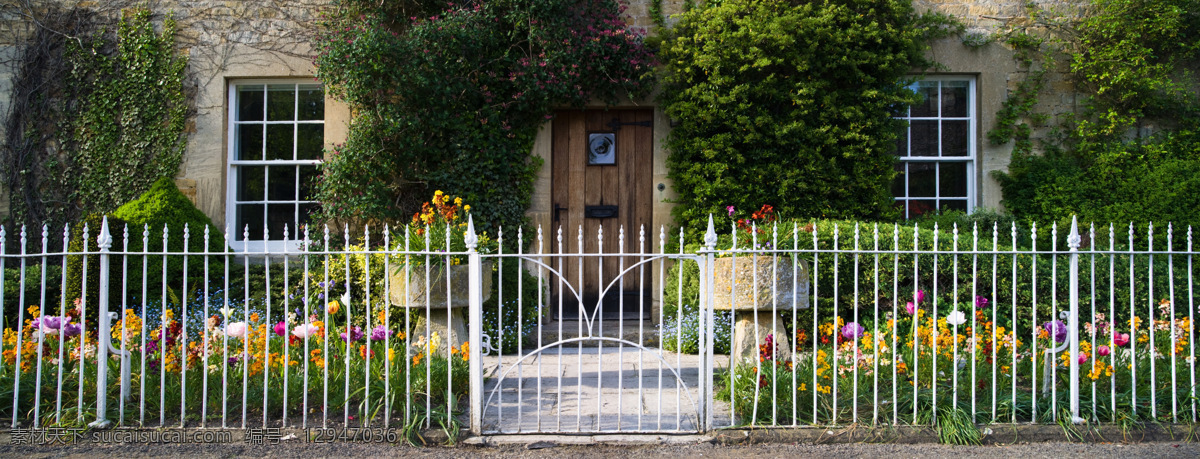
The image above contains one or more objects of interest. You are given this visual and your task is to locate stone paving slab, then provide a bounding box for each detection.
[479,346,733,434]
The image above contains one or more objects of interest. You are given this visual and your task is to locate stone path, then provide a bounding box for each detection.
[479,345,733,434]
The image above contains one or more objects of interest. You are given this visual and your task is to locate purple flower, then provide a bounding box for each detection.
[62,322,81,337]
[842,322,865,340]
[1043,320,1068,343]
[35,315,69,334]
[369,324,392,341]
[975,296,989,308]
[228,356,241,365]
[340,325,364,343]
[726,205,735,217]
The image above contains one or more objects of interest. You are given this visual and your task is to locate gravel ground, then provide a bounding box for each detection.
[0,440,1197,458]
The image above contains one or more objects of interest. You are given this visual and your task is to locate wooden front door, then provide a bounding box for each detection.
[551,109,653,320]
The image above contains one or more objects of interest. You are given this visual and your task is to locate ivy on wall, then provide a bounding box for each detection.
[0,8,189,229]
[991,0,1200,229]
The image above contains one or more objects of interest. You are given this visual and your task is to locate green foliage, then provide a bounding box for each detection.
[313,0,654,234]
[993,0,1200,229]
[4,8,189,229]
[65,178,223,315]
[658,0,959,234]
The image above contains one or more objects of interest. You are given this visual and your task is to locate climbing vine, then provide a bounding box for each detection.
[0,7,189,229]
[312,0,655,233]
[992,0,1200,228]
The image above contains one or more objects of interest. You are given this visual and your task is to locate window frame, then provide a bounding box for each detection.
[893,75,977,219]
[225,79,324,253]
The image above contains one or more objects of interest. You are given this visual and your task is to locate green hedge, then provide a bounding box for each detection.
[666,219,1192,338]
[65,177,224,316]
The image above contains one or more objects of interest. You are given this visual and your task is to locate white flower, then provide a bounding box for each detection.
[219,306,236,318]
[946,310,967,326]
[224,321,248,338]
[340,292,351,307]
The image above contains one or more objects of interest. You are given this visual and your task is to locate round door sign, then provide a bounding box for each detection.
[588,133,616,165]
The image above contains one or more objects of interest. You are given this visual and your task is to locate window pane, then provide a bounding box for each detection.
[908,200,936,217]
[237,166,264,201]
[910,120,938,156]
[942,120,968,157]
[267,84,296,121]
[908,162,936,197]
[297,85,324,121]
[298,203,319,228]
[911,81,938,117]
[236,204,264,241]
[891,163,906,197]
[266,124,295,160]
[299,165,319,201]
[893,126,908,157]
[297,124,324,160]
[267,165,297,201]
[236,124,263,160]
[939,162,968,198]
[940,200,968,213]
[267,204,295,240]
[941,81,969,117]
[237,86,264,121]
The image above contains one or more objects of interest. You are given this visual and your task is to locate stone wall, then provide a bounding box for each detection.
[0,0,350,228]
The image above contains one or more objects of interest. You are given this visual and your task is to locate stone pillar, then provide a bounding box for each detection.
[711,256,809,366]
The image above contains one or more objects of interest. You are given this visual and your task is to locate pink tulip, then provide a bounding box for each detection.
[274,321,287,337]
[905,302,916,315]
[1097,345,1111,357]
[915,290,926,303]
[1112,332,1130,347]
[1079,353,1089,364]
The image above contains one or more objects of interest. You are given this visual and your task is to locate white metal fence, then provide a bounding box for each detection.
[0,215,1196,434]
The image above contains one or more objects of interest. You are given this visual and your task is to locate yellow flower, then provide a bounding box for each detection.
[249,312,260,323]
[463,205,470,213]
[26,305,40,318]
[327,301,340,315]
[454,197,463,206]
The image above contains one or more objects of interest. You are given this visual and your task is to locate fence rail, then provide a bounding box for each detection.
[0,215,1195,435]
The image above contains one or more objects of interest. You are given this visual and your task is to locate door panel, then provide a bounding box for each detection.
[551,109,653,320]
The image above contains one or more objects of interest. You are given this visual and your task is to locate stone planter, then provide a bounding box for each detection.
[711,256,809,365]
[388,261,492,350]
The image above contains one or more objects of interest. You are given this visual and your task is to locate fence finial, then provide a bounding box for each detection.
[464,214,478,250]
[1067,215,1082,250]
[704,214,718,249]
[97,216,113,250]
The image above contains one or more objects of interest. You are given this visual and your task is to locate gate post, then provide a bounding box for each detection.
[701,215,719,431]
[89,217,113,429]
[1067,216,1084,424]
[465,216,483,435]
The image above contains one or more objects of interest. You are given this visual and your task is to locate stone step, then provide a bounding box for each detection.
[535,320,661,348]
